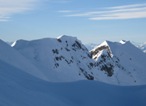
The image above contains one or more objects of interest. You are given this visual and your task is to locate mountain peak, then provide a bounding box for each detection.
[100,40,111,46]
[12,35,94,82]
[57,35,77,40]
[91,40,113,58]
[119,40,127,44]
[94,40,136,56]
[57,35,79,43]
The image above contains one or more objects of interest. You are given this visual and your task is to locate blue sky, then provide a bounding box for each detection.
[0,0,146,43]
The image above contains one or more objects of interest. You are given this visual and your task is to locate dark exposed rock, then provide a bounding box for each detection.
[57,38,62,42]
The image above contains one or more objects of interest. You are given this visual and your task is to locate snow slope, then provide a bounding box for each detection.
[137,42,146,53]
[91,40,146,85]
[130,41,146,53]
[0,39,48,81]
[0,58,146,106]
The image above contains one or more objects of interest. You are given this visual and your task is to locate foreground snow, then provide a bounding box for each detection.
[0,59,146,106]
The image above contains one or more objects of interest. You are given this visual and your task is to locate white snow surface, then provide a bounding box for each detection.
[137,42,146,53]
[0,58,146,106]
[0,39,48,81]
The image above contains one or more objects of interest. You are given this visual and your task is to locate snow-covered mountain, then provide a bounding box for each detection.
[1,36,146,105]
[11,36,146,85]
[90,40,146,85]
[12,35,95,82]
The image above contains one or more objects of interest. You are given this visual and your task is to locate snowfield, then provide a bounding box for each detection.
[0,35,146,106]
[0,59,146,106]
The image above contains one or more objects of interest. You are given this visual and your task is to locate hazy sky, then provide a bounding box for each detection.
[0,0,146,43]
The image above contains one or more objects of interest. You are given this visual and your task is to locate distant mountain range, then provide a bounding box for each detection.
[1,35,146,85]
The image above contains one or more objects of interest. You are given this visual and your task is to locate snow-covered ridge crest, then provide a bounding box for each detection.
[119,40,127,44]
[6,36,146,85]
[91,40,133,58]
[91,40,114,58]
[57,35,78,41]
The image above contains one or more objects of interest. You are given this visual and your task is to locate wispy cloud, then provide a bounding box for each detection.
[50,0,71,4]
[63,3,146,20]
[0,0,39,21]
[58,10,73,13]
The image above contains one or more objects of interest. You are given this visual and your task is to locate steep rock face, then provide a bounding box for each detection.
[91,40,146,85]
[12,35,95,82]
